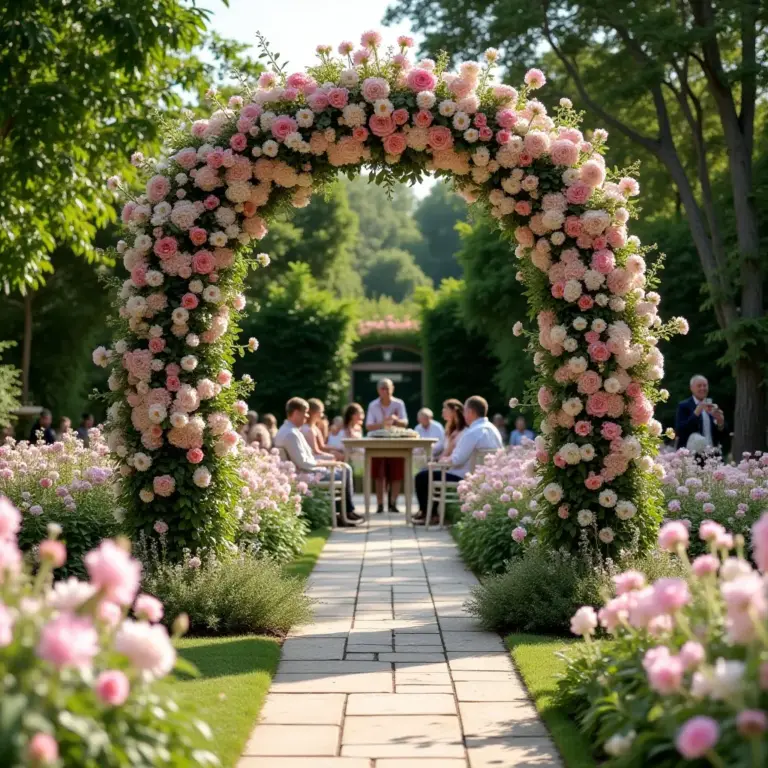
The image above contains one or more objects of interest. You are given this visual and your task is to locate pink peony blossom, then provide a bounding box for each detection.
[658,521,689,552]
[96,669,130,706]
[153,475,176,497]
[192,250,215,274]
[84,540,141,606]
[676,717,719,759]
[134,593,164,623]
[271,115,299,141]
[37,614,99,668]
[27,733,59,764]
[406,69,437,92]
[39,540,66,568]
[115,620,176,678]
[361,77,390,102]
[146,175,171,203]
[428,126,454,150]
[368,114,396,137]
[186,447,204,464]
[565,181,592,205]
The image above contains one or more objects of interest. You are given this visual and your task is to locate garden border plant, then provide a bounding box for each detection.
[94,30,685,557]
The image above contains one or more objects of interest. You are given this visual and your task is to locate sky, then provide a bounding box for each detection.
[201,0,436,196]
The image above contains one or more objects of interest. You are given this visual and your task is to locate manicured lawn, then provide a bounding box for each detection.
[507,633,597,768]
[284,526,331,579]
[174,635,280,767]
[171,528,330,766]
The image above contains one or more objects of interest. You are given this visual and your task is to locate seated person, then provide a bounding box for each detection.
[275,397,360,524]
[441,399,467,458]
[492,413,509,444]
[326,416,345,450]
[302,398,344,461]
[509,415,535,446]
[261,413,278,439]
[415,407,445,457]
[413,396,503,524]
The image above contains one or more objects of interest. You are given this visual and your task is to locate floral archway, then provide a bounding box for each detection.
[94,32,685,557]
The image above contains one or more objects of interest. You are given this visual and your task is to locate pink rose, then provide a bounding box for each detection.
[584,331,600,344]
[286,72,314,90]
[473,112,488,127]
[585,474,604,491]
[588,342,611,362]
[586,392,610,417]
[406,68,437,92]
[383,132,407,155]
[564,216,582,237]
[574,420,593,436]
[181,293,199,310]
[496,129,512,144]
[148,338,165,354]
[84,540,141,606]
[626,382,642,398]
[601,422,622,440]
[192,250,215,274]
[578,295,594,311]
[565,181,592,205]
[217,370,232,386]
[428,126,454,150]
[96,670,130,706]
[130,267,147,287]
[577,371,602,395]
[153,237,178,260]
[368,115,396,137]
[153,475,176,497]
[174,148,199,170]
[629,396,654,426]
[514,201,532,216]
[550,139,579,166]
[229,133,247,152]
[352,126,369,142]
[392,108,409,125]
[496,109,517,129]
[551,283,565,299]
[203,195,219,210]
[414,109,434,128]
[146,175,170,203]
[479,126,493,141]
[187,448,204,464]
[361,77,390,102]
[27,734,59,765]
[165,376,181,392]
[189,227,207,246]
[134,594,164,623]
[537,386,554,411]
[592,235,608,250]
[271,115,299,141]
[327,88,349,109]
[307,92,329,111]
[37,614,99,667]
[554,454,567,469]
[591,249,615,274]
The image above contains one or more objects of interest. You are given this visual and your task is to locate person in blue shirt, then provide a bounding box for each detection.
[509,416,535,447]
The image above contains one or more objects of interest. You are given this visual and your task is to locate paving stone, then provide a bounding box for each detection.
[278,661,390,675]
[347,653,376,660]
[375,761,467,767]
[466,737,563,767]
[459,702,547,737]
[260,694,345,726]
[447,653,515,672]
[271,672,393,694]
[441,632,506,653]
[347,693,456,716]
[394,633,443,647]
[242,725,340,756]
[455,681,529,702]
[282,638,346,660]
[347,644,393,654]
[437,617,484,632]
[451,670,522,682]
[379,653,446,663]
[238,759,370,768]
[395,671,452,687]
[292,620,353,637]
[395,684,454,694]
[342,715,464,758]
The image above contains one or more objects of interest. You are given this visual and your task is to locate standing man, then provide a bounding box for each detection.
[275,397,361,525]
[509,415,535,446]
[76,413,95,447]
[365,378,408,514]
[29,409,56,444]
[675,375,727,454]
[413,396,503,525]
[415,407,445,457]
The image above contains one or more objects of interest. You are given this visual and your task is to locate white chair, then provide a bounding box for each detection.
[425,447,501,530]
[276,448,349,528]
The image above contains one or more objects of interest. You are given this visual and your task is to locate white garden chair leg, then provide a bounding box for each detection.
[339,469,348,525]
[328,472,337,529]
[425,470,434,531]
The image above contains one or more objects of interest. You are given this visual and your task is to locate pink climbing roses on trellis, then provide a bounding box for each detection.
[95,31,684,555]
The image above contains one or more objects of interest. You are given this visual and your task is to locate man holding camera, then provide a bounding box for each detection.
[675,375,727,454]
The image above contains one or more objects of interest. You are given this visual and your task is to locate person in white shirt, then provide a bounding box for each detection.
[274,397,361,525]
[413,395,503,525]
[365,378,409,514]
[415,407,445,457]
[301,398,344,461]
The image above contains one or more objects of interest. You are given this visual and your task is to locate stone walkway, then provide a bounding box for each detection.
[238,509,562,768]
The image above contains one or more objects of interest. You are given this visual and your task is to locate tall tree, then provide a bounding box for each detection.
[413,182,467,283]
[362,248,432,302]
[387,0,768,453]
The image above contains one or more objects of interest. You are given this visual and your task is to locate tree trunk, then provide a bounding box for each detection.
[21,291,32,404]
[732,357,766,457]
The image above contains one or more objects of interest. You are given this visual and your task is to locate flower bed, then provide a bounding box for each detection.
[659,448,768,555]
[560,516,768,765]
[93,29,681,557]
[0,433,119,576]
[0,497,216,766]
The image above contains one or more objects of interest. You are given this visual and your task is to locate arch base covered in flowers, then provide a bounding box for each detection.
[96,33,685,556]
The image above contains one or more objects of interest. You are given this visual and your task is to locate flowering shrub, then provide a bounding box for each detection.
[658,449,768,555]
[455,447,538,573]
[357,315,420,336]
[0,497,217,766]
[0,434,120,576]
[94,30,676,556]
[560,516,768,765]
[138,541,312,635]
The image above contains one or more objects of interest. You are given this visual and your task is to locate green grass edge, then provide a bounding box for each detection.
[174,526,331,766]
[506,633,597,768]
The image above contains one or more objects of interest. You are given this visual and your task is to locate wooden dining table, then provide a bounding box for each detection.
[341,437,437,524]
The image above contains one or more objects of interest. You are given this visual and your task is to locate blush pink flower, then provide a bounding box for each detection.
[153,475,176,497]
[0,497,21,540]
[153,237,178,260]
[271,115,299,141]
[181,293,199,310]
[39,540,66,568]
[37,614,99,668]
[96,669,130,706]
[406,68,437,92]
[676,717,719,759]
[574,420,593,436]
[84,540,142,606]
[27,734,59,765]
[646,653,684,694]
[591,249,615,274]
[588,342,611,363]
[189,227,208,246]
[134,594,164,623]
[229,133,247,152]
[658,521,689,552]
[577,371,602,395]
[414,110,434,128]
[600,422,622,440]
[368,115,396,137]
[192,250,215,274]
[327,88,349,109]
[428,126,454,150]
[186,448,204,464]
[752,513,768,573]
[383,132,407,155]
[361,77,390,102]
[577,295,594,311]
[586,392,609,418]
[565,181,592,205]
[146,175,171,203]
